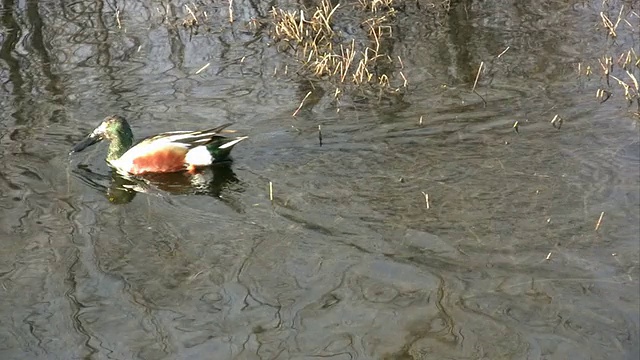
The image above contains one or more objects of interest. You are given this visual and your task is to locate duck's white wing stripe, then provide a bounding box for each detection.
[219,136,248,149]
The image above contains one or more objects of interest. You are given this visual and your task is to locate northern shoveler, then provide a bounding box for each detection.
[70,115,247,175]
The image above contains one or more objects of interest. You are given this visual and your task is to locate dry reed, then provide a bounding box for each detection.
[269,0,407,104]
[579,4,640,116]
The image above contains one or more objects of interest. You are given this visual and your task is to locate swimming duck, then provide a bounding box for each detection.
[70,115,247,175]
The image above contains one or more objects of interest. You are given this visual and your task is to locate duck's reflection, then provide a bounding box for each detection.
[73,162,241,204]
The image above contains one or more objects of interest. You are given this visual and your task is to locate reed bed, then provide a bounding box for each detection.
[269,0,408,104]
[581,4,639,117]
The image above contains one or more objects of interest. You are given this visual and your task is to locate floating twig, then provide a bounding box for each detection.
[551,114,562,129]
[189,270,205,281]
[195,62,210,74]
[595,211,605,231]
[472,61,487,107]
[229,0,234,23]
[115,8,122,29]
[400,71,408,87]
[269,181,273,201]
[292,91,312,117]
[497,46,510,58]
[421,191,430,209]
[472,61,484,92]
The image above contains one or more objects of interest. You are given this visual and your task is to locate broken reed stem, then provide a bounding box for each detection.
[595,211,605,231]
[626,70,639,91]
[185,4,198,24]
[497,46,510,58]
[472,61,487,106]
[550,114,562,129]
[400,71,408,87]
[600,5,625,38]
[269,181,273,201]
[472,61,484,92]
[292,91,312,117]
[229,0,234,23]
[115,8,122,29]
[195,62,210,74]
[421,191,430,209]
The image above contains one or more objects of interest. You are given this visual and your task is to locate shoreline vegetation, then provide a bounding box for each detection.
[264,0,452,111]
[178,0,451,111]
[580,2,639,117]
[174,0,637,117]
[268,0,414,109]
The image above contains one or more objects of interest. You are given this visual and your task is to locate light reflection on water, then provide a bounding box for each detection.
[0,0,638,359]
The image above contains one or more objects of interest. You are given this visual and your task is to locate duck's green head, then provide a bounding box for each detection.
[71,115,134,160]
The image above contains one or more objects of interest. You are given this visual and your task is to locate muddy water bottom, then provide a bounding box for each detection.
[0,0,638,359]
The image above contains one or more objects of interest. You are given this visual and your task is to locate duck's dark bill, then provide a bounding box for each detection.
[71,133,102,153]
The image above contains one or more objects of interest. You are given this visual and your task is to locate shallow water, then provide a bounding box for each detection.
[0,0,638,359]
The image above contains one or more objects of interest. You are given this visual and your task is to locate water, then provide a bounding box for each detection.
[0,0,638,359]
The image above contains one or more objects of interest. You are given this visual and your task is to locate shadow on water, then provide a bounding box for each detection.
[72,162,241,204]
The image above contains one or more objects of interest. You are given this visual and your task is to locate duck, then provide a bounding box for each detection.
[70,115,247,175]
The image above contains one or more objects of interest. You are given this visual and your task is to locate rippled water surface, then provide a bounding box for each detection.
[1,0,638,359]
